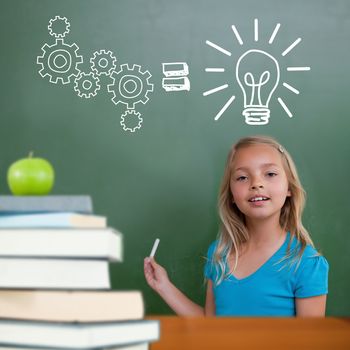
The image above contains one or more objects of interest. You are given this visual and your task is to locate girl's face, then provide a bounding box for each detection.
[230,144,291,223]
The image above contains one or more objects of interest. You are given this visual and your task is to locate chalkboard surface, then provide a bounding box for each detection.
[0,0,349,316]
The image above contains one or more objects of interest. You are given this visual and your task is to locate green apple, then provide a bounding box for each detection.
[7,152,55,195]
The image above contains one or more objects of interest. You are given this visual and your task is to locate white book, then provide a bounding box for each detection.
[0,345,148,350]
[0,258,110,289]
[0,228,122,261]
[0,212,106,228]
[0,344,148,350]
[162,62,189,77]
[162,77,190,91]
[0,290,144,322]
[0,319,159,349]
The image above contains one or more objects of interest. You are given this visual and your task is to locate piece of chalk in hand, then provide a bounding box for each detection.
[150,238,160,257]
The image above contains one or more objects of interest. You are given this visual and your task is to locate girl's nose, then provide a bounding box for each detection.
[250,175,264,190]
[251,183,264,190]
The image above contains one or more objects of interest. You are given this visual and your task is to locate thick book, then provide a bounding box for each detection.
[0,212,106,228]
[162,76,191,91]
[0,228,122,261]
[0,196,93,214]
[0,290,144,322]
[0,258,110,289]
[0,319,159,349]
[0,344,149,350]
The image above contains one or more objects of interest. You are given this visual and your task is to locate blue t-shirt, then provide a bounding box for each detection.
[204,232,329,316]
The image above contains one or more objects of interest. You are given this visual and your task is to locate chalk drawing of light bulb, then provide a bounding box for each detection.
[203,19,311,125]
[236,49,280,125]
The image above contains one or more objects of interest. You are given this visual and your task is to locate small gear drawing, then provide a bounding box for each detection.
[107,64,154,109]
[74,72,100,98]
[37,39,83,84]
[48,16,70,38]
[90,50,117,76]
[120,109,143,133]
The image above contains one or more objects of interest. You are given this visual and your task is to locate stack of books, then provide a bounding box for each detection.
[162,62,190,91]
[0,195,159,350]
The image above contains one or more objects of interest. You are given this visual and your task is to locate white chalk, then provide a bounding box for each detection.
[150,238,160,257]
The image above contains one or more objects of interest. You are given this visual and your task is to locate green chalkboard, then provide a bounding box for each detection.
[0,0,349,316]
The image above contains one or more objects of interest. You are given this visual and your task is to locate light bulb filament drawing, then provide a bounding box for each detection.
[244,71,270,105]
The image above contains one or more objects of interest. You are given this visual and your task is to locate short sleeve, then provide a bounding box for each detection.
[204,241,217,280]
[294,255,329,298]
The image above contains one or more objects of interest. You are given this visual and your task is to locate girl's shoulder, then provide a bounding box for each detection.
[287,234,329,271]
[288,234,325,258]
[206,240,219,260]
[288,236,329,297]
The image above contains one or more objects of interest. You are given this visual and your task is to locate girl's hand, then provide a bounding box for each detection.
[144,257,170,294]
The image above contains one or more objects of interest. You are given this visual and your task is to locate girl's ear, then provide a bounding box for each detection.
[287,189,292,197]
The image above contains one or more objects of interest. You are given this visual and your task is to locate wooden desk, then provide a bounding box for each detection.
[147,316,350,350]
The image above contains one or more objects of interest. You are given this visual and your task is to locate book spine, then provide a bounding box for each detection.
[0,196,93,213]
[0,258,110,289]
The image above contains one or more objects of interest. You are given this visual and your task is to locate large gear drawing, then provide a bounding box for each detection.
[107,64,154,109]
[90,50,117,76]
[120,109,143,133]
[37,39,83,84]
[48,16,70,38]
[74,72,100,98]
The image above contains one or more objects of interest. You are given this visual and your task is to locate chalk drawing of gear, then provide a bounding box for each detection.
[120,109,143,133]
[48,16,70,38]
[90,50,117,76]
[37,39,83,84]
[74,72,100,98]
[107,64,154,109]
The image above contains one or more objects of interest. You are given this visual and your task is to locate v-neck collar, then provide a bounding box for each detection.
[226,232,291,284]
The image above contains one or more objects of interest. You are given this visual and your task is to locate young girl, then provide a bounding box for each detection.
[144,135,329,317]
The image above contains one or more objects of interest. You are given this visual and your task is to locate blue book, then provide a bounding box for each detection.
[0,212,106,228]
[0,195,93,214]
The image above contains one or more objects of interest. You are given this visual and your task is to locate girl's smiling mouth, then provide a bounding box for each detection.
[248,196,270,202]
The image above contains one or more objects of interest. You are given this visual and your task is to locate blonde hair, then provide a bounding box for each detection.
[211,135,319,286]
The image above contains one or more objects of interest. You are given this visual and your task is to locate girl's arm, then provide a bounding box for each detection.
[295,295,327,317]
[144,257,211,316]
[204,279,216,315]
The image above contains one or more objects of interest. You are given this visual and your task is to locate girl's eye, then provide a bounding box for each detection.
[236,175,248,181]
[267,172,277,177]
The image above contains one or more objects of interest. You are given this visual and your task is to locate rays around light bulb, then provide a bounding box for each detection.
[282,38,302,56]
[205,68,225,73]
[283,82,299,95]
[277,97,292,118]
[203,84,229,96]
[268,23,281,44]
[254,18,259,42]
[231,24,243,45]
[287,66,310,71]
[205,40,232,56]
[203,18,311,124]
[214,95,236,120]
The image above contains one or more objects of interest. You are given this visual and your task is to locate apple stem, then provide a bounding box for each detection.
[29,151,34,158]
